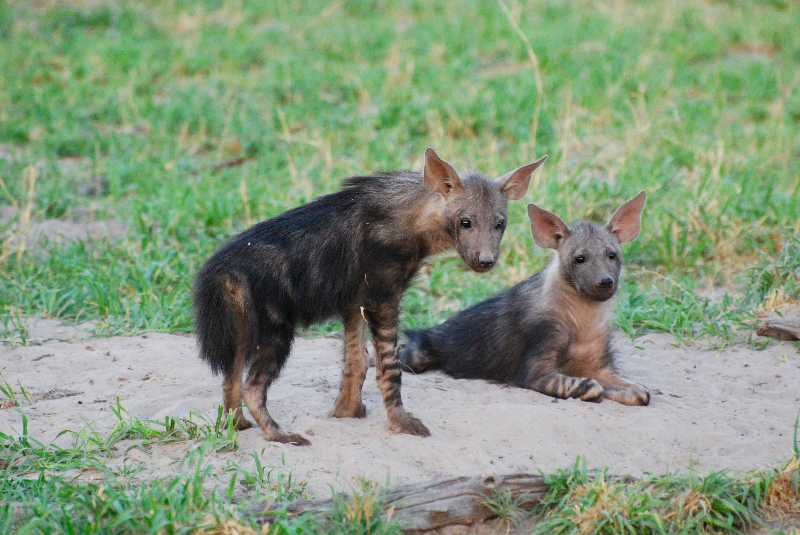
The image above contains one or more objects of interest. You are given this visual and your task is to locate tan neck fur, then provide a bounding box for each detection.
[540,254,614,339]
[411,193,453,256]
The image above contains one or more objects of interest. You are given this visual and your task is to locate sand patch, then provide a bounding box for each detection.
[1,319,799,499]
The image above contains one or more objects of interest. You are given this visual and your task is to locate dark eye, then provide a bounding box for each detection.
[460,219,472,229]
[609,252,617,260]
[495,220,505,231]
[575,256,585,264]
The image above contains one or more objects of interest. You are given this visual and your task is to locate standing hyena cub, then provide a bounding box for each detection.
[194,148,548,445]
[400,192,650,406]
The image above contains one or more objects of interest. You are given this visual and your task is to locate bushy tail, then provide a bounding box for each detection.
[399,329,441,373]
[193,269,255,378]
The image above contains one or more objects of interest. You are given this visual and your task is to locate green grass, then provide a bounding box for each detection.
[0,0,798,343]
[0,404,308,534]
[0,405,400,534]
[0,372,33,408]
[523,422,800,534]
[529,456,793,535]
[1,0,799,532]
[2,407,797,533]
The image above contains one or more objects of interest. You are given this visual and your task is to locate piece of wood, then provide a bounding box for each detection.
[251,473,549,531]
[757,318,800,341]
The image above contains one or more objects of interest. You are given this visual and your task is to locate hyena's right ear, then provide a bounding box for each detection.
[423,148,464,199]
[606,191,646,244]
[527,204,571,250]
[495,155,548,201]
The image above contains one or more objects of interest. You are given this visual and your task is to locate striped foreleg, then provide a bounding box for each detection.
[365,303,430,437]
[528,372,604,402]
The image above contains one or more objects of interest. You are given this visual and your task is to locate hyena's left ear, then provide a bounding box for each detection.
[495,155,547,201]
[606,191,647,244]
[527,203,570,250]
[424,148,465,199]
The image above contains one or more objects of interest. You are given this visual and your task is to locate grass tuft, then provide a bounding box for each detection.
[298,479,401,535]
[0,373,32,409]
[763,457,800,519]
[0,406,307,534]
[743,235,800,314]
[223,450,307,503]
[532,455,793,534]
[763,412,800,519]
[484,486,528,527]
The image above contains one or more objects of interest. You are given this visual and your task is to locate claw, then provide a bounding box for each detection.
[273,433,312,446]
[389,412,431,437]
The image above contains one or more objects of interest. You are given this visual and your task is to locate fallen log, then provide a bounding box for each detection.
[252,473,548,531]
[757,318,800,341]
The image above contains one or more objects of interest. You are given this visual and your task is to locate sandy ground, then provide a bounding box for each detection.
[1,317,800,501]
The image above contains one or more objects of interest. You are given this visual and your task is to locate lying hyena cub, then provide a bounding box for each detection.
[400,192,650,406]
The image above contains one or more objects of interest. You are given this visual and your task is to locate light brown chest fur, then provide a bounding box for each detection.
[564,331,609,376]
[543,268,613,376]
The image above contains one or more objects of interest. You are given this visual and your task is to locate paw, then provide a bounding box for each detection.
[570,378,604,402]
[273,432,312,446]
[331,401,367,419]
[626,384,650,406]
[603,384,650,406]
[388,412,431,437]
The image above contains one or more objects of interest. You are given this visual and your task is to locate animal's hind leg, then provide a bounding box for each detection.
[593,368,650,406]
[222,348,252,431]
[243,330,311,446]
[221,275,252,430]
[364,303,430,437]
[528,372,604,402]
[332,306,368,418]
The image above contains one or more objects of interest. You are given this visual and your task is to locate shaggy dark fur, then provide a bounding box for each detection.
[194,148,547,444]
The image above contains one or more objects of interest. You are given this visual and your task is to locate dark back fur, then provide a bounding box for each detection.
[194,170,510,377]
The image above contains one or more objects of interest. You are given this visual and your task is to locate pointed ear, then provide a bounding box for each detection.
[495,155,547,201]
[606,191,647,244]
[527,203,571,250]
[423,148,464,198]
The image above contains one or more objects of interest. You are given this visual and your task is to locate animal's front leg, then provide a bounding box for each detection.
[332,305,369,418]
[365,303,430,437]
[592,369,650,406]
[528,372,604,402]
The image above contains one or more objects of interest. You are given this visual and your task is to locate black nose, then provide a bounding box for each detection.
[598,276,614,289]
[477,252,495,270]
